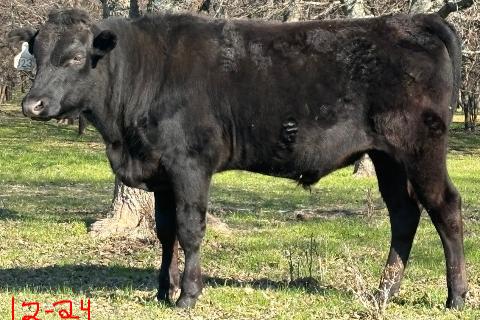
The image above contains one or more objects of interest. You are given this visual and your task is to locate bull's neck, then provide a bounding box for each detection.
[83,57,123,145]
[85,19,168,145]
[84,53,160,146]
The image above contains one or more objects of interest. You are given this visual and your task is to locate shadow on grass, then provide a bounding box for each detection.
[210,184,300,214]
[0,265,157,293]
[0,204,103,227]
[0,265,338,297]
[204,275,335,295]
[448,127,480,155]
[210,183,332,217]
[0,208,22,220]
[0,107,100,144]
[210,184,362,224]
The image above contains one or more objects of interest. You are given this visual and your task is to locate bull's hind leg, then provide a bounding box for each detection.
[154,189,180,304]
[369,151,421,303]
[405,151,467,309]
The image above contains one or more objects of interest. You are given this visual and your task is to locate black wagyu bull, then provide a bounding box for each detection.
[9,9,467,309]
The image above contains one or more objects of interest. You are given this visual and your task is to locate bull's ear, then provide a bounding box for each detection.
[8,27,37,54]
[91,30,117,67]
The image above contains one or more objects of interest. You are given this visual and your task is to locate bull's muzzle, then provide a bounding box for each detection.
[22,98,46,118]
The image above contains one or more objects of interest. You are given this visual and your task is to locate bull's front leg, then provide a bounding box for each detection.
[170,165,211,308]
[154,189,180,304]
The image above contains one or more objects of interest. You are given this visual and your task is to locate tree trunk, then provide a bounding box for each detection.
[0,85,5,104]
[409,0,444,14]
[286,0,304,22]
[462,91,478,131]
[129,0,140,18]
[5,85,11,102]
[353,154,376,177]
[89,177,156,240]
[342,0,369,17]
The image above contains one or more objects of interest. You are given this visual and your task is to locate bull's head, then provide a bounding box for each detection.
[9,9,117,120]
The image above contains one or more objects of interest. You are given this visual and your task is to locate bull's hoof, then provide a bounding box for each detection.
[156,284,180,305]
[176,295,197,308]
[446,295,465,310]
[156,293,171,306]
[156,290,174,306]
[373,290,389,307]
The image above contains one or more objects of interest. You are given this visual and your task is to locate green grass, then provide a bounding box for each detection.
[0,102,479,319]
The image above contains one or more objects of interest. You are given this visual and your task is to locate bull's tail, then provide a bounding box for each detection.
[420,14,462,119]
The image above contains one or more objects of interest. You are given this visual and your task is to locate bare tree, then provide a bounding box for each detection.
[452,1,480,131]
[461,90,478,131]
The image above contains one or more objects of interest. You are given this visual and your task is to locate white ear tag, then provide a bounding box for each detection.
[14,42,36,71]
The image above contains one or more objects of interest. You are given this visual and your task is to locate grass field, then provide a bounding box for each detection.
[0,100,479,319]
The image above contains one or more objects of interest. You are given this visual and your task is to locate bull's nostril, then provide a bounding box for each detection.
[34,102,44,111]
[24,99,46,117]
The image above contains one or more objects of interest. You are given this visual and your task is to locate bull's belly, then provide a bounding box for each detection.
[232,123,372,186]
[238,146,365,187]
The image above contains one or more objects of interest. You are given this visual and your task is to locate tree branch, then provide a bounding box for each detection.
[437,0,474,18]
[463,50,480,55]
